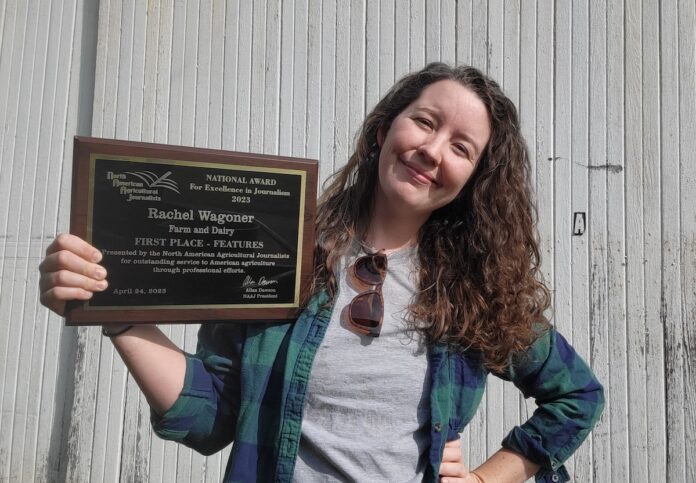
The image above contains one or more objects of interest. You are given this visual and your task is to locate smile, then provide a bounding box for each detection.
[399,159,439,186]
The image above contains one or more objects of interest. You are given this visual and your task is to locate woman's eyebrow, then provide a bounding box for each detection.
[412,106,440,118]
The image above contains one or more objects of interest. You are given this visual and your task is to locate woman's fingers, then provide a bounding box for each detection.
[41,235,103,274]
[39,271,108,315]
[45,233,102,262]
[39,234,107,315]
[445,438,462,449]
[39,268,108,294]
[440,465,485,483]
[439,461,468,476]
[440,439,484,482]
[441,439,463,462]
[439,439,467,481]
[440,463,483,483]
[39,250,107,285]
[40,286,91,314]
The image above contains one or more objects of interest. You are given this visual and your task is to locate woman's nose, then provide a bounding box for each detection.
[417,135,446,165]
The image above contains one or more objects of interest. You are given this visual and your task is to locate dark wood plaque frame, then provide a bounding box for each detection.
[67,136,318,326]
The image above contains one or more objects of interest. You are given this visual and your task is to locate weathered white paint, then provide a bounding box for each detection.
[624,0,649,480]
[678,2,696,482]
[606,0,629,481]
[643,0,669,481]
[501,0,525,475]
[1,0,695,481]
[484,0,505,466]
[552,0,574,476]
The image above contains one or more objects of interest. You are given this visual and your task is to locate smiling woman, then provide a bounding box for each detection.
[39,63,603,483]
[315,65,557,373]
[374,79,491,226]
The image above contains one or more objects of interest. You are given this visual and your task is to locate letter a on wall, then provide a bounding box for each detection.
[573,212,586,236]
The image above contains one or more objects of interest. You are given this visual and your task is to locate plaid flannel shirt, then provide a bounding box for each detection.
[152,291,604,482]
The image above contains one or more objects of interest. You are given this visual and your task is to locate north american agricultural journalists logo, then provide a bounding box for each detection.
[106,169,180,202]
[126,170,180,193]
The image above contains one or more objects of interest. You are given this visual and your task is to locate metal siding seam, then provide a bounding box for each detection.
[348,0,364,151]
[624,0,649,479]
[677,1,696,481]
[319,0,335,186]
[249,0,266,153]
[235,0,252,152]
[394,0,410,79]
[501,1,524,474]
[441,0,456,65]
[379,0,394,94]
[222,0,239,150]
[333,1,349,171]
[484,0,506,461]
[606,0,630,481]
[425,0,439,62]
[641,0,668,480]
[365,0,378,111]
[659,0,685,480]
[306,0,322,161]
[0,0,29,479]
[11,0,45,479]
[279,0,294,156]
[569,0,594,479]
[409,0,425,74]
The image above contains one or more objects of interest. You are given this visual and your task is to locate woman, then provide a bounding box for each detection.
[39,63,603,482]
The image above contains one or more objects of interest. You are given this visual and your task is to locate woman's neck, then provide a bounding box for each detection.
[363,231,416,254]
[365,197,428,253]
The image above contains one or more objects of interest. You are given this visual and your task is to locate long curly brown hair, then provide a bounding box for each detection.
[312,63,550,371]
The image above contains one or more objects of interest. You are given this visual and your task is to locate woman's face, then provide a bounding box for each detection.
[376,79,491,219]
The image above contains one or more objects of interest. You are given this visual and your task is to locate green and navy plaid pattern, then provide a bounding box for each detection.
[152,291,604,483]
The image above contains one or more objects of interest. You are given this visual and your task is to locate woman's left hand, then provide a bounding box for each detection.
[439,439,484,483]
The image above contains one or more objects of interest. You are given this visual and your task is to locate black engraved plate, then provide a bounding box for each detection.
[67,137,317,325]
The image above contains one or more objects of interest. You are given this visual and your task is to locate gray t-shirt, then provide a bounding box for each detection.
[292,245,431,482]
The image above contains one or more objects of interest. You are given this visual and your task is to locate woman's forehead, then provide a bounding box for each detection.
[410,80,485,112]
[406,80,491,150]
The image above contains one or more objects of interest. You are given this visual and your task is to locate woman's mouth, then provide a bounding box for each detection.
[399,159,438,185]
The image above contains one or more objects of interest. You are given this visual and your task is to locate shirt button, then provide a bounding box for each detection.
[551,474,559,482]
[433,423,442,432]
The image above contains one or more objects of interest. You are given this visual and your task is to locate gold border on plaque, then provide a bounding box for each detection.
[86,153,307,311]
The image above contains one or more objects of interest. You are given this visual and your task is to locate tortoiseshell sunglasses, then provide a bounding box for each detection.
[347,252,387,337]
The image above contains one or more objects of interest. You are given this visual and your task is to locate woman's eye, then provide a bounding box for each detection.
[454,144,470,157]
[415,117,432,128]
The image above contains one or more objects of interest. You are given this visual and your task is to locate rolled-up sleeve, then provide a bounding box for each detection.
[151,323,244,456]
[497,328,605,482]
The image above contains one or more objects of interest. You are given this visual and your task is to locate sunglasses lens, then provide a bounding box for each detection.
[354,254,387,285]
[349,291,383,335]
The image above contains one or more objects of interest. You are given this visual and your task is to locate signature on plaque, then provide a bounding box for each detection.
[242,275,279,288]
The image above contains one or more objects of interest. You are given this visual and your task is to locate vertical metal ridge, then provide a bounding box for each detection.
[249,0,266,153]
[264,0,281,155]
[659,0,685,480]
[640,0,668,481]
[306,0,322,160]
[8,0,45,479]
[0,0,30,479]
[677,1,696,482]
[319,0,335,182]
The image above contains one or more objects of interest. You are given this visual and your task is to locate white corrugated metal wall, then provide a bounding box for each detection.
[1,0,694,481]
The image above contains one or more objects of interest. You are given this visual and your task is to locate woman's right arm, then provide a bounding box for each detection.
[38,233,185,415]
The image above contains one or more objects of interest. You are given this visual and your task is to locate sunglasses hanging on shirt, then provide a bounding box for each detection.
[346,252,387,337]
